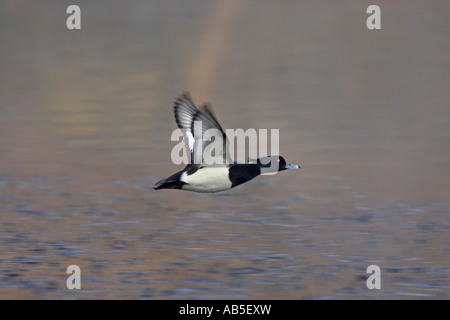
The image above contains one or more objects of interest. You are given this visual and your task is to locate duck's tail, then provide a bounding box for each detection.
[153,179,168,190]
[153,171,185,190]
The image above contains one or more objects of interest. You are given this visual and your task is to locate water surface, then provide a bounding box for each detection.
[0,1,449,299]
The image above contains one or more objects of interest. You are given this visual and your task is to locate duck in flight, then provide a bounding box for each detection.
[153,92,300,193]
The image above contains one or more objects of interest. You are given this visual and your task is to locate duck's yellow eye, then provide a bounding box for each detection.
[277,159,280,163]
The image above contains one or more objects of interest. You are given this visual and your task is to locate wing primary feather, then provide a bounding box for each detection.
[172,92,230,165]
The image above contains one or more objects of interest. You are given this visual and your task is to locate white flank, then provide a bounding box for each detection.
[180,167,232,193]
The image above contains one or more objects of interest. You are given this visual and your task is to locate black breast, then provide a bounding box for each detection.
[228,164,260,188]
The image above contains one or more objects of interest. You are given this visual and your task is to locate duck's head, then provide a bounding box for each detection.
[257,156,300,174]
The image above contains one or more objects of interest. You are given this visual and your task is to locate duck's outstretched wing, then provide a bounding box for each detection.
[173,92,230,165]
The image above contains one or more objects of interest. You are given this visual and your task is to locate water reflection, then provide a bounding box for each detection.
[0,1,449,299]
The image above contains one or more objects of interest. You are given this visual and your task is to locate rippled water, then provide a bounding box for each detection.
[0,1,449,299]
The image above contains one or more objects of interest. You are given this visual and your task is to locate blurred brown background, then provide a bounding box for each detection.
[0,0,449,299]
